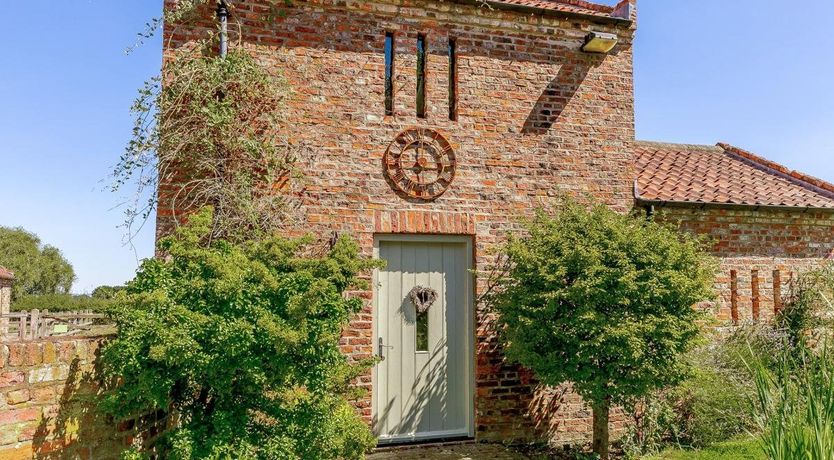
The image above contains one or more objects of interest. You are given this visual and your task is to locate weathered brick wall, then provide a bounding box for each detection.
[161,0,636,445]
[0,336,162,460]
[659,207,834,322]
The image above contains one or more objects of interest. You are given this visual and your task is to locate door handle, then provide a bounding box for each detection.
[378,337,393,361]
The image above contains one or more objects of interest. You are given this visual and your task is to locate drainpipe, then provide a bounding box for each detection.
[217,1,229,58]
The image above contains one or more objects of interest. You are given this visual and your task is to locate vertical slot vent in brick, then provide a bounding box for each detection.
[773,269,782,315]
[751,269,760,321]
[730,270,739,325]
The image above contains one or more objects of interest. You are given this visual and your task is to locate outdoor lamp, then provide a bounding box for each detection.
[581,31,619,54]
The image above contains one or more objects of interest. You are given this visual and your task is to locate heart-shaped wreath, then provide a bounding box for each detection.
[408,286,438,313]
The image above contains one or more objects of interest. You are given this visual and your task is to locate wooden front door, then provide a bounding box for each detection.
[373,236,474,444]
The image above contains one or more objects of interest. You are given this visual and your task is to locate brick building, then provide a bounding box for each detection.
[635,141,834,324]
[158,0,833,447]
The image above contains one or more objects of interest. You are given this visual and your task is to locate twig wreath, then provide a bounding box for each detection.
[408,286,438,313]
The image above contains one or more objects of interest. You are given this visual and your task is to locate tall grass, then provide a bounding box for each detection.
[750,346,834,459]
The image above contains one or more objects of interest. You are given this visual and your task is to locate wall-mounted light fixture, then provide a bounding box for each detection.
[581,31,619,54]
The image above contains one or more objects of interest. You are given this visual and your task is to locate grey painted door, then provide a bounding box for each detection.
[374,237,473,443]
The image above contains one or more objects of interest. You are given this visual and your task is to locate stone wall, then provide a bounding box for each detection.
[659,206,834,322]
[0,336,163,459]
[160,0,637,445]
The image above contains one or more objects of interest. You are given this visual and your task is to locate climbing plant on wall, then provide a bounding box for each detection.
[112,47,304,242]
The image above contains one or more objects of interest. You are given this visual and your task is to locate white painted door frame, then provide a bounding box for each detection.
[372,234,475,444]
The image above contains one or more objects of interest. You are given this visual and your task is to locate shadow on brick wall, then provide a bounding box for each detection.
[521,54,605,135]
[30,356,124,459]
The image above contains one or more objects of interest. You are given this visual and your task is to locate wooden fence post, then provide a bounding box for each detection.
[30,309,40,340]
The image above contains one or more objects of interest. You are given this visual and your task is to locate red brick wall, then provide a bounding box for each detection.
[0,336,163,460]
[160,0,636,445]
[658,206,834,322]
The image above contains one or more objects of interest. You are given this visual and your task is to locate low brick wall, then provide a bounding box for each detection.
[0,336,163,460]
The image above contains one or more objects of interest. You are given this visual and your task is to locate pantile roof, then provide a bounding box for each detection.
[634,141,834,209]
[485,0,632,21]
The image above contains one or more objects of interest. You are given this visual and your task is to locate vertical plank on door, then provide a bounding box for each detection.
[446,243,463,432]
[426,243,446,433]
[376,242,390,436]
[387,242,403,435]
[414,244,430,434]
[401,243,417,434]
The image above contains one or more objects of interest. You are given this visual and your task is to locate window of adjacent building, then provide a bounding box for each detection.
[416,34,427,118]
[385,32,395,116]
[448,38,457,121]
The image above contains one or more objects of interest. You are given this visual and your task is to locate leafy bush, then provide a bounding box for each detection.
[11,293,116,313]
[673,343,757,447]
[621,326,774,457]
[99,208,379,459]
[492,200,716,458]
[776,264,834,346]
[92,285,125,300]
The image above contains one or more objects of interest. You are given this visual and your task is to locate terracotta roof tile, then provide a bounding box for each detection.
[486,0,632,20]
[0,266,14,281]
[635,141,834,209]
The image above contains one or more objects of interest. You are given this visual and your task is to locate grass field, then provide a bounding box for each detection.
[646,438,765,460]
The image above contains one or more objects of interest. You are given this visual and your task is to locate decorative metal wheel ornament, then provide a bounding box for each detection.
[384,128,456,200]
[408,286,438,313]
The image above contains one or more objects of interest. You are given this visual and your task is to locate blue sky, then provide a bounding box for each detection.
[1,1,832,293]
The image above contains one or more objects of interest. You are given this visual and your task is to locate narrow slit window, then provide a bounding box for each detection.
[384,32,395,116]
[448,39,457,120]
[416,309,429,352]
[416,34,427,118]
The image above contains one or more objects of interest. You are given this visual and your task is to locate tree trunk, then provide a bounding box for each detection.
[592,398,611,460]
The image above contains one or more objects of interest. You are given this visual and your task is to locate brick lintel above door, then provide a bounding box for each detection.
[374,210,480,235]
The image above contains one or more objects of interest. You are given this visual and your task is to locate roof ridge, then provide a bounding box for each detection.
[548,0,614,13]
[635,140,723,152]
[717,142,834,199]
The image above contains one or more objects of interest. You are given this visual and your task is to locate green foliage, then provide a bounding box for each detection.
[492,199,716,456]
[750,345,834,460]
[10,294,116,313]
[671,331,763,448]
[647,438,765,460]
[494,200,716,404]
[113,49,300,242]
[775,264,834,346]
[622,326,779,457]
[0,226,75,300]
[99,208,380,459]
[92,285,126,300]
[621,391,680,458]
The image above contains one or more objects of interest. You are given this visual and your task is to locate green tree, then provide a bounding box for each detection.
[99,208,380,459]
[0,226,75,300]
[492,201,716,459]
[91,285,125,300]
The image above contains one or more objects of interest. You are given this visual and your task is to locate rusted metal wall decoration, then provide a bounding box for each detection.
[384,128,456,200]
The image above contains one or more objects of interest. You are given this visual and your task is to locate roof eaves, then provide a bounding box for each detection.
[633,182,834,213]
